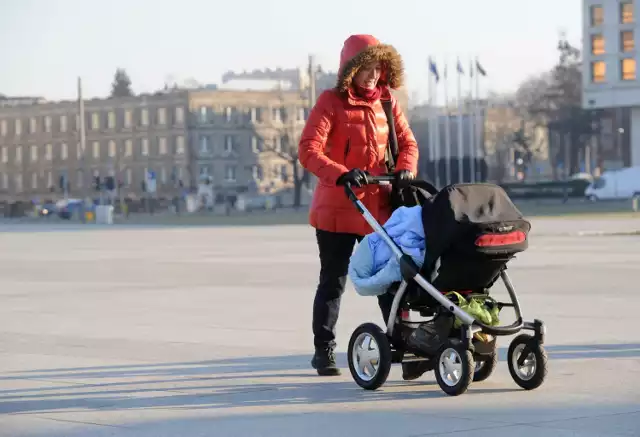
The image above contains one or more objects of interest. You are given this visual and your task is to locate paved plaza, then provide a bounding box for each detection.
[0,217,639,436]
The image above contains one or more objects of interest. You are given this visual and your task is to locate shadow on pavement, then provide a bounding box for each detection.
[0,377,515,414]
[3,342,639,380]
[0,343,638,415]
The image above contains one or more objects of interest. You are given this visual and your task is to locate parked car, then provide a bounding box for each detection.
[38,202,58,217]
[55,198,87,219]
[584,166,640,201]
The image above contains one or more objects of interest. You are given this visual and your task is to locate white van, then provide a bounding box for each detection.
[584,166,640,201]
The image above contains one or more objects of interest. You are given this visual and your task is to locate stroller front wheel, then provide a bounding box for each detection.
[347,323,392,390]
[434,344,474,396]
[507,334,548,390]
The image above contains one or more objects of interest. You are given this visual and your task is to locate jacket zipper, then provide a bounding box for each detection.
[344,138,351,165]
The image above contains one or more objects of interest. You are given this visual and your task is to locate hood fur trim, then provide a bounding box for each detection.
[336,44,404,93]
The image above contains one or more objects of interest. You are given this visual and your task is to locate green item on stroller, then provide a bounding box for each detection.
[445,292,501,340]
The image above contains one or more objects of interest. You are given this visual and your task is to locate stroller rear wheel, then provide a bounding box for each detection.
[507,334,548,390]
[473,351,498,382]
[434,343,474,396]
[347,323,392,390]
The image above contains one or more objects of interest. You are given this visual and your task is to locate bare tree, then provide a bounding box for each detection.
[262,92,309,208]
[514,38,602,176]
[484,101,521,182]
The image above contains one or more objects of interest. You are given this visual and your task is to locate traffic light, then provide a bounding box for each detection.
[94,176,101,192]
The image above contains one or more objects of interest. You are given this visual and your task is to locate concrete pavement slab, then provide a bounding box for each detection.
[0,220,639,436]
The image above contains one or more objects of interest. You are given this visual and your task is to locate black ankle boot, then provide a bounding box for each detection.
[311,346,341,376]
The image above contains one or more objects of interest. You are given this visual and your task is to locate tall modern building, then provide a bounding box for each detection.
[582,0,640,167]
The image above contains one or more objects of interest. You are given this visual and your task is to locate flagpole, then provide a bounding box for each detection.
[443,57,452,186]
[456,58,464,183]
[475,58,482,182]
[428,56,441,188]
[469,57,476,183]
[433,65,440,189]
[427,57,434,185]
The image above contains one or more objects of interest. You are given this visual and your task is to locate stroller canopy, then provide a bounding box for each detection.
[420,183,531,274]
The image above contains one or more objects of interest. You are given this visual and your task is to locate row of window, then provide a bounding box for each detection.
[0,105,309,137]
[590,2,634,26]
[591,58,636,82]
[0,132,288,169]
[197,134,290,155]
[0,137,187,165]
[591,30,635,55]
[0,107,185,137]
[198,163,289,183]
[197,106,308,125]
[248,163,290,183]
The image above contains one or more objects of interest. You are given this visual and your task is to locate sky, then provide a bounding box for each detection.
[1,0,582,105]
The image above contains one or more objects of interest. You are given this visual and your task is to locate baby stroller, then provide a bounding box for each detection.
[344,175,548,396]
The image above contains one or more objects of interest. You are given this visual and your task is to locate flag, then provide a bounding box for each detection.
[476,59,487,76]
[457,59,464,75]
[429,57,440,82]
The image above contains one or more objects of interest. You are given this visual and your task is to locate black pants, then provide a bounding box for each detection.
[313,229,394,349]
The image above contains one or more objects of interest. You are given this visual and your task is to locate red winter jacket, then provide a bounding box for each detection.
[298,34,419,236]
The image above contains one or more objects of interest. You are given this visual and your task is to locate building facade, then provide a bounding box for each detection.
[0,87,309,206]
[187,88,308,200]
[582,0,640,167]
[0,92,189,203]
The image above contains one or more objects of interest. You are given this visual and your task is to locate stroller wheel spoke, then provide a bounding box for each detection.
[362,335,372,351]
[365,362,377,376]
[352,331,382,382]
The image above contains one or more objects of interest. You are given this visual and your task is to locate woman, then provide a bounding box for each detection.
[298,34,424,379]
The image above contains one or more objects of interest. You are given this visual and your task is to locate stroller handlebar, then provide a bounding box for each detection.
[343,174,437,206]
[344,175,395,204]
[343,174,395,204]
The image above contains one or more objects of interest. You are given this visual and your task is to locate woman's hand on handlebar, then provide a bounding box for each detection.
[336,168,369,188]
[394,170,415,189]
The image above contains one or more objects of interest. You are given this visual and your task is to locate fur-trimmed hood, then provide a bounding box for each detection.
[336,34,404,93]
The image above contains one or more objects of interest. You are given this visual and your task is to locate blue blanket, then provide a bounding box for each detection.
[348,206,426,296]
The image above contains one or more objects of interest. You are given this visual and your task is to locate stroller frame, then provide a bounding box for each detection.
[344,175,548,396]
